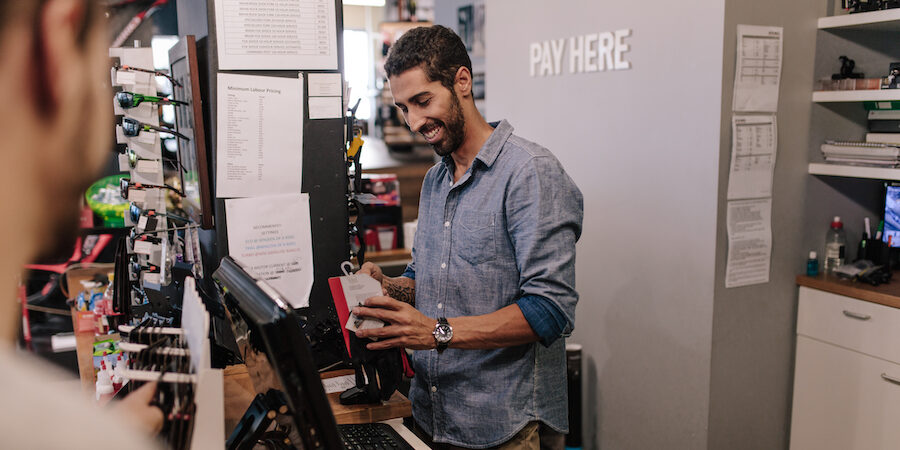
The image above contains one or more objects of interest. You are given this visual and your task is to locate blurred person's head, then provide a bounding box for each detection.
[0,0,109,339]
[384,25,479,157]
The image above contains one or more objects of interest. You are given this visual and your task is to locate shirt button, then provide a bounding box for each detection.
[444,221,450,227]
[437,303,443,309]
[431,386,437,392]
[441,263,447,269]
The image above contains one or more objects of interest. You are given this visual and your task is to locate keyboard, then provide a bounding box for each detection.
[338,423,415,450]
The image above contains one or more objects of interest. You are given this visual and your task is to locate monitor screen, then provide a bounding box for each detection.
[214,256,342,450]
[884,184,900,248]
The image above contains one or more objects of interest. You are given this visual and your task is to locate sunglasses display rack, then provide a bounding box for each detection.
[117,276,224,449]
[110,46,171,290]
[110,46,205,299]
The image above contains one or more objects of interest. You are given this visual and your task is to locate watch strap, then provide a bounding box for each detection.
[435,317,451,352]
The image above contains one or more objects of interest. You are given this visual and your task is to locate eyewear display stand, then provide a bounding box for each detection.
[110,46,173,291]
[118,277,224,449]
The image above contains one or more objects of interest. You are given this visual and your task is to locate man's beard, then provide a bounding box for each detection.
[428,93,466,157]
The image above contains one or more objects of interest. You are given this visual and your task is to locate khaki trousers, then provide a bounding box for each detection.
[413,421,565,450]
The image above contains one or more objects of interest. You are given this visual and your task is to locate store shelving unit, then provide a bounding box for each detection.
[812,89,900,102]
[817,8,900,31]
[807,9,900,180]
[807,162,900,180]
[793,8,900,449]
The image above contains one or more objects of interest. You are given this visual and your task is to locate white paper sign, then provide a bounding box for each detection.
[733,25,783,112]
[322,374,357,394]
[225,194,314,308]
[308,73,343,97]
[214,0,338,70]
[308,96,342,120]
[725,198,772,288]
[727,115,777,200]
[216,73,304,198]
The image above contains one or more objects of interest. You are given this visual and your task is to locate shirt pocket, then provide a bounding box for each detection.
[455,210,498,265]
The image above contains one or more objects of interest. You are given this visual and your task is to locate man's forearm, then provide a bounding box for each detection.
[383,276,415,305]
[448,304,539,349]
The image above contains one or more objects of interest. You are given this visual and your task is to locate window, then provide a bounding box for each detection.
[343,29,373,120]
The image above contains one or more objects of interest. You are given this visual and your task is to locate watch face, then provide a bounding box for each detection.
[434,324,452,343]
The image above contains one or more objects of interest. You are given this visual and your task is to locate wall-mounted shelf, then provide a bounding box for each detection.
[808,162,900,180]
[812,90,900,102]
[817,9,900,32]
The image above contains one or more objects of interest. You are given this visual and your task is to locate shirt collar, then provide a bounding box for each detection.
[442,120,514,170]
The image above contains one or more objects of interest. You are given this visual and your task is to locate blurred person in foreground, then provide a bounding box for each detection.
[0,1,162,447]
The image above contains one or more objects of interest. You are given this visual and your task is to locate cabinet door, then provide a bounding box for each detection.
[790,336,900,450]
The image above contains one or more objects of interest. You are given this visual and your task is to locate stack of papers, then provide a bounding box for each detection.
[821,140,900,167]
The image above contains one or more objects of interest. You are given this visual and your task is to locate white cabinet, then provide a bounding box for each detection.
[790,287,900,450]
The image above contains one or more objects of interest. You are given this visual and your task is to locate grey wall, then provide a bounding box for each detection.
[485,1,726,448]
[708,1,823,449]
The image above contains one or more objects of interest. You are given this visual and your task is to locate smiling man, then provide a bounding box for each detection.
[354,26,584,450]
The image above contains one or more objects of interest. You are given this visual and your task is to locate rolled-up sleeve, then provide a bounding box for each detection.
[506,155,583,335]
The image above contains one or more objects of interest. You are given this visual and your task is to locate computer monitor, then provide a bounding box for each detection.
[213,256,342,449]
[884,183,900,247]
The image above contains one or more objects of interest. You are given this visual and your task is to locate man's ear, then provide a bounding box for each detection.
[453,66,473,99]
[31,0,87,118]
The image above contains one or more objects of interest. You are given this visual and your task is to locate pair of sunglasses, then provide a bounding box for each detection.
[116,91,188,109]
[114,64,181,87]
[129,203,191,226]
[124,147,160,171]
[120,177,183,200]
[122,117,189,141]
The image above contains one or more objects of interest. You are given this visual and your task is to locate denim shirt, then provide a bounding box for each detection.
[405,120,583,448]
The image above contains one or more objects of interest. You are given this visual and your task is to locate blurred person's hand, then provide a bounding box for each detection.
[114,381,164,436]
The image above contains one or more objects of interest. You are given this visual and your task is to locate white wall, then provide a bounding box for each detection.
[484,1,726,448]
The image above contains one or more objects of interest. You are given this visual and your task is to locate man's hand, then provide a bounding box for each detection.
[357,262,384,284]
[353,295,436,350]
[114,381,164,435]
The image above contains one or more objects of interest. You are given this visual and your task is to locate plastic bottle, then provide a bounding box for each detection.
[807,251,819,276]
[96,359,114,402]
[112,353,126,392]
[824,216,847,273]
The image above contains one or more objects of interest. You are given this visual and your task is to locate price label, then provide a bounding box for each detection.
[133,240,155,255]
[137,215,148,230]
[115,70,136,85]
[128,189,146,203]
[137,131,156,145]
[135,159,159,173]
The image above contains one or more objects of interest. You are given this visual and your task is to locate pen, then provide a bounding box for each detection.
[865,217,871,239]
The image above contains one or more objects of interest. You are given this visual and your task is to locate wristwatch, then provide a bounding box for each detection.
[433,317,453,352]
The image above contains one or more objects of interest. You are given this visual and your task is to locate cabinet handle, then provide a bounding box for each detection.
[842,310,871,321]
[881,373,900,386]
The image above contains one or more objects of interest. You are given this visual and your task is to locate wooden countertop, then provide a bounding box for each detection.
[223,365,411,431]
[796,274,900,309]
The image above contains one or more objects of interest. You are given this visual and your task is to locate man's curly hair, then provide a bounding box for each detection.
[384,25,472,92]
